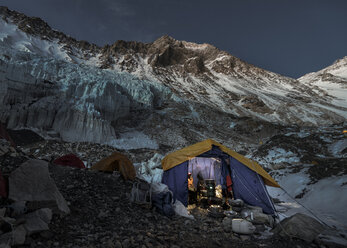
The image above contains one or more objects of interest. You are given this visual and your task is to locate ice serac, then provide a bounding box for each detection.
[0,34,175,143]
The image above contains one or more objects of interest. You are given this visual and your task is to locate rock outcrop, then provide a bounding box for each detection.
[8,159,70,214]
[272,213,326,242]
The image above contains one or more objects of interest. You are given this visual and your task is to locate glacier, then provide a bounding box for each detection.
[0,44,179,146]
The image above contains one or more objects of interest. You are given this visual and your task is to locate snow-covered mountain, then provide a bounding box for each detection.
[1,6,347,240]
[0,6,346,150]
[102,36,347,126]
[298,56,347,117]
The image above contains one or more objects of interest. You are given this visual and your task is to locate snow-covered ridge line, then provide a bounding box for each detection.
[298,56,347,111]
[0,6,99,54]
[0,6,346,128]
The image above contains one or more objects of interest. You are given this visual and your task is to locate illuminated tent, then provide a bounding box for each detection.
[161,139,279,214]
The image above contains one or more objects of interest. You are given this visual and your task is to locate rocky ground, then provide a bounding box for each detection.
[0,131,324,248]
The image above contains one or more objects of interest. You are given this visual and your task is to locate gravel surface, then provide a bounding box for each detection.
[0,130,321,247]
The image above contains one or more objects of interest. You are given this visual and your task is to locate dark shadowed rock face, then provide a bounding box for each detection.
[241,95,274,114]
[100,34,236,75]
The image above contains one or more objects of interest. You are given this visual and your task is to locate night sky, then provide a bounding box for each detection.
[1,0,347,78]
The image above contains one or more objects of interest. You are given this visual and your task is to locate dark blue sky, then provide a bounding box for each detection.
[2,0,347,78]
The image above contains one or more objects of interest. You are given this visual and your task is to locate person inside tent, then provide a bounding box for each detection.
[221,158,233,209]
[188,172,197,204]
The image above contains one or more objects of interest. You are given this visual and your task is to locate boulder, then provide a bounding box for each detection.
[18,208,52,235]
[272,213,326,243]
[0,224,26,246]
[9,159,70,214]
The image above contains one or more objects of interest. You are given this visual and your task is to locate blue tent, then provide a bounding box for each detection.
[161,139,279,215]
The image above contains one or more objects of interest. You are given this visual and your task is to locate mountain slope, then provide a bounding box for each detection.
[0,6,346,150]
[100,35,346,125]
[298,56,347,118]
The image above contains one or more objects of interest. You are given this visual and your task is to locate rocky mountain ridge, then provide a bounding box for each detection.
[1,6,346,132]
[0,6,346,152]
[0,6,98,60]
[101,35,346,125]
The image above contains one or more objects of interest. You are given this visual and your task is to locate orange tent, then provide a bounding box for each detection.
[91,152,136,180]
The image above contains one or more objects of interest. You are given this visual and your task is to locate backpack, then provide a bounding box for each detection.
[130,180,152,205]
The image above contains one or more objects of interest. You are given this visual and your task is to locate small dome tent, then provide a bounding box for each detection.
[53,154,86,169]
[161,139,279,215]
[91,152,136,180]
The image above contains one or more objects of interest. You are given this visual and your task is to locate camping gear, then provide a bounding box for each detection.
[229,199,244,207]
[226,174,233,194]
[91,152,136,180]
[151,182,170,194]
[161,139,279,215]
[205,179,216,198]
[224,210,238,218]
[152,191,175,218]
[232,219,256,234]
[173,200,194,219]
[208,206,225,218]
[53,154,85,169]
[215,185,223,198]
[200,189,207,197]
[232,206,243,212]
[241,209,253,219]
[130,180,152,205]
